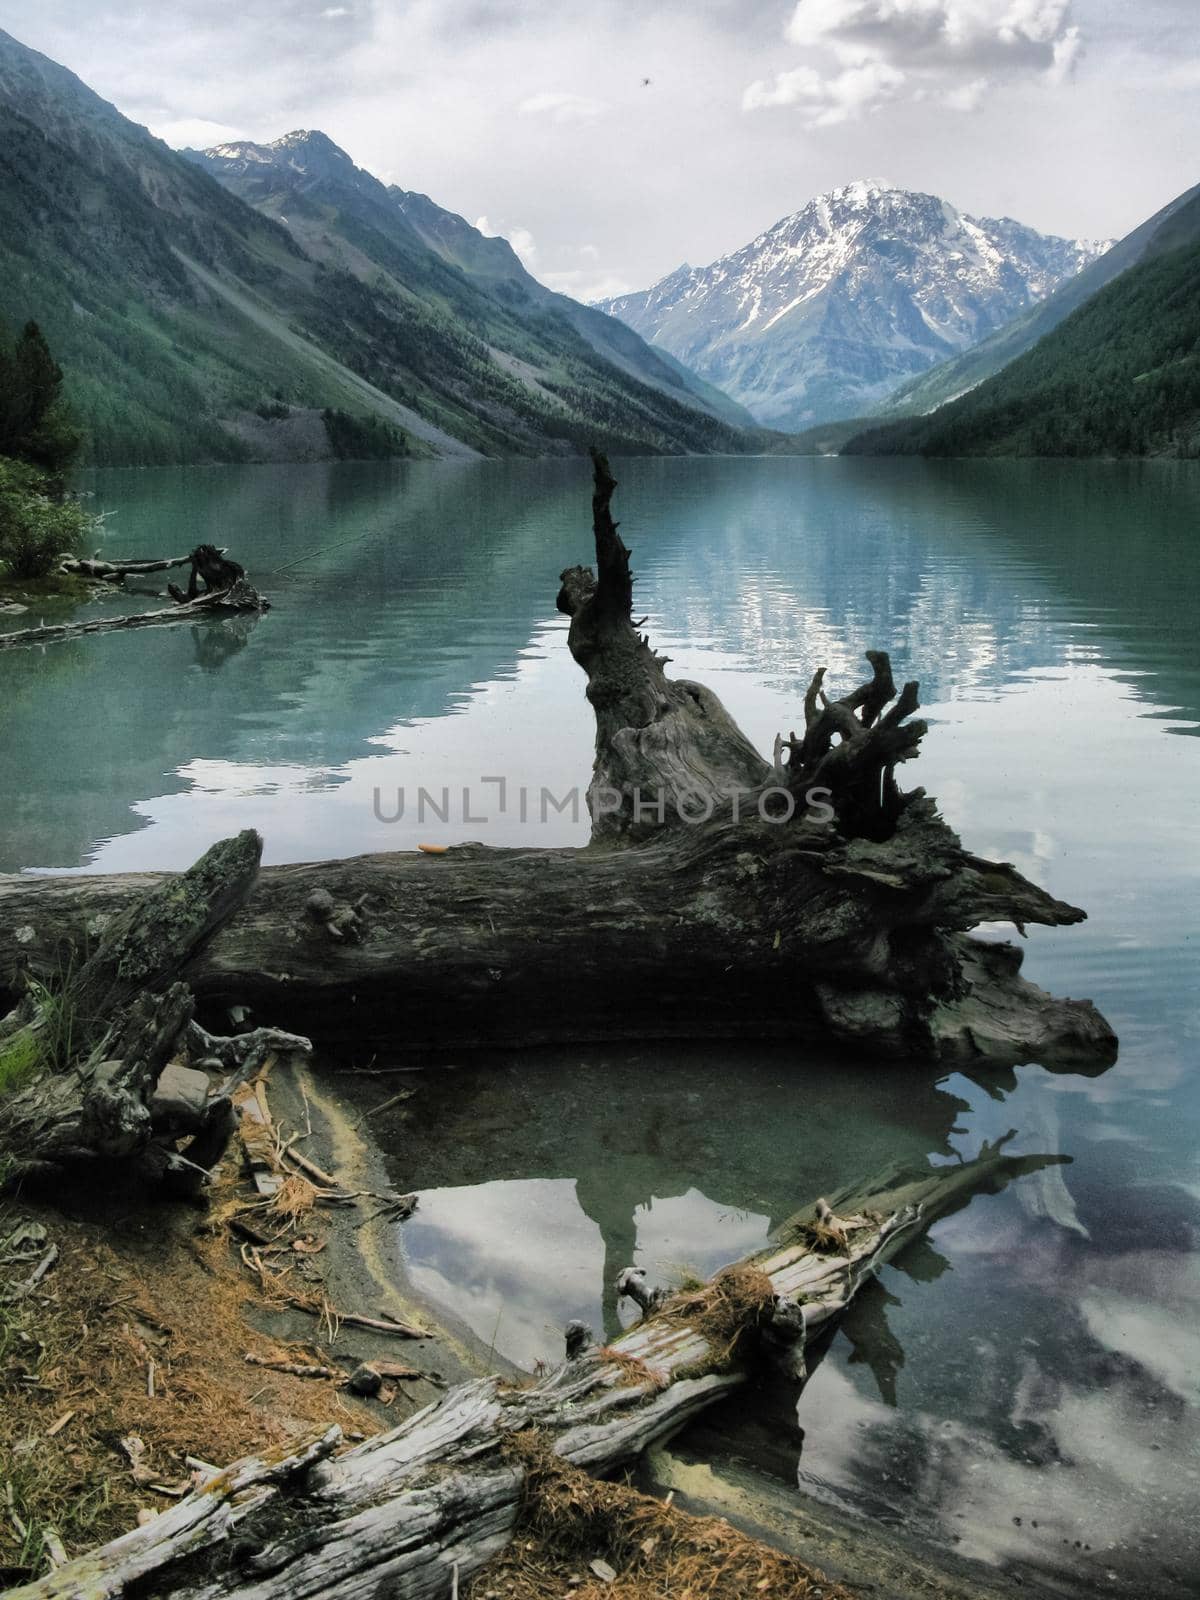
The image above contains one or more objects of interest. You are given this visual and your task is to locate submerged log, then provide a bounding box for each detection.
[0,455,1115,1064]
[5,1140,1057,1600]
[0,831,310,1181]
[0,578,269,651]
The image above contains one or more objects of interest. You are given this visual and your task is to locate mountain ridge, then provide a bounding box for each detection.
[0,28,757,464]
[186,130,756,433]
[597,181,1109,429]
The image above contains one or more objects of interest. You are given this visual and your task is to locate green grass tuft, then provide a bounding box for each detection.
[0,1031,41,1098]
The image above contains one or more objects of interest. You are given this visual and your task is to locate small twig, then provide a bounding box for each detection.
[146,1359,156,1399]
[6,1481,28,1541]
[282,1146,339,1189]
[2,1244,59,1303]
[358,1089,415,1122]
[244,1353,345,1381]
[287,1296,428,1339]
[334,1064,432,1077]
[42,1526,68,1568]
[227,1216,272,1247]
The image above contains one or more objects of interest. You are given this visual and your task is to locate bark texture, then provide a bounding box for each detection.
[0,807,1113,1062]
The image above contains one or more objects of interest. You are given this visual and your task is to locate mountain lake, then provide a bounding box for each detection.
[1,454,1197,1597]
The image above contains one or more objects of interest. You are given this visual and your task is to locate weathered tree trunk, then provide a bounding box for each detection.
[60,554,193,582]
[0,454,1115,1064]
[4,1141,1056,1600]
[0,832,310,1180]
[0,810,1113,1063]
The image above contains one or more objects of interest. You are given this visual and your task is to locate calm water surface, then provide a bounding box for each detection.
[2,457,1197,1596]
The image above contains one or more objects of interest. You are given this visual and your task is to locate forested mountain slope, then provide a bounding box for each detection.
[0,29,755,464]
[844,232,1200,458]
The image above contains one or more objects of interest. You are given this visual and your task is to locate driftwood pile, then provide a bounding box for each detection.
[0,545,268,650]
[0,454,1122,1597]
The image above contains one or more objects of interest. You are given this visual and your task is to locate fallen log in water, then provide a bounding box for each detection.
[0,578,269,650]
[0,455,1115,1064]
[0,818,1114,1064]
[4,1140,1057,1600]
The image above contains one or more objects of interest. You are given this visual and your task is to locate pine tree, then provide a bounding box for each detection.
[0,321,81,478]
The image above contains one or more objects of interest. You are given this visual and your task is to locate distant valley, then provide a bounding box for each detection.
[0,21,1195,468]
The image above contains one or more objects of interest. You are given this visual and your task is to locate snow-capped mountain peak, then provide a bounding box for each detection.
[597,182,1111,429]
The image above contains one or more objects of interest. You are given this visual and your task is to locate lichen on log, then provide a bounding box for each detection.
[0,831,310,1183]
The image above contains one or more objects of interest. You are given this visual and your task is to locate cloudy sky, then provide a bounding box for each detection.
[2,0,1197,299]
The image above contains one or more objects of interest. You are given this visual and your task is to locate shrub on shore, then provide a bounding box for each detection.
[0,457,91,581]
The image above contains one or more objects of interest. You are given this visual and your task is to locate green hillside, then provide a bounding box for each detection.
[844,231,1200,459]
[0,29,757,465]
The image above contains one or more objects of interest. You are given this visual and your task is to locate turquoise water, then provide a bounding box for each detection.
[2,455,1197,1595]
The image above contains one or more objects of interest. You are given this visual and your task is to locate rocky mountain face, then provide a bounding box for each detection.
[0,26,755,465]
[598,181,1109,429]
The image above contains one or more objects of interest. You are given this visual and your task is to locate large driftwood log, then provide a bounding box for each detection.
[0,809,1113,1063]
[5,1141,1056,1600]
[0,832,310,1180]
[0,455,1115,1064]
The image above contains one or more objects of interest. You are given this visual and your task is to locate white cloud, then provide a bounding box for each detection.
[320,6,350,17]
[1049,25,1082,82]
[941,73,989,109]
[748,0,1083,121]
[475,215,539,267]
[744,60,905,124]
[151,115,248,148]
[508,226,538,265]
[543,268,637,302]
[518,90,608,123]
